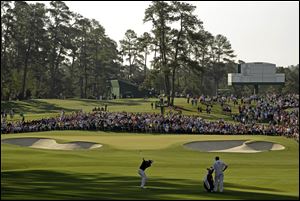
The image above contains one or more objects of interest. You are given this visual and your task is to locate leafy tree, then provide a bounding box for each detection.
[47,1,73,98]
[1,1,297,101]
[137,32,152,78]
[144,1,173,105]
[119,29,143,80]
[209,34,236,95]
[169,1,203,105]
[1,1,14,100]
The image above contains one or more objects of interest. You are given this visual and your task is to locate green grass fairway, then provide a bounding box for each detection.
[1,98,238,122]
[1,131,299,200]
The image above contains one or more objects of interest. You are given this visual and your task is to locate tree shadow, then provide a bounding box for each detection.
[173,105,195,112]
[2,170,298,200]
[70,98,144,106]
[28,100,77,113]
[1,99,143,115]
[1,100,76,114]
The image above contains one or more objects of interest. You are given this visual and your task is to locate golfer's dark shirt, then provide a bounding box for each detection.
[139,160,151,171]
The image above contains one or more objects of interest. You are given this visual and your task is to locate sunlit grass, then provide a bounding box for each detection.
[2,98,238,122]
[1,131,298,200]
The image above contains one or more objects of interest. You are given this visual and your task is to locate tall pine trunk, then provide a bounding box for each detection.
[84,63,87,98]
[144,48,147,78]
[20,40,32,100]
[170,16,182,106]
[171,67,176,106]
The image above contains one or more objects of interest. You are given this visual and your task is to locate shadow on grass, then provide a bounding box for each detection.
[173,105,194,112]
[1,98,145,115]
[1,170,298,200]
[1,100,76,114]
[71,98,150,106]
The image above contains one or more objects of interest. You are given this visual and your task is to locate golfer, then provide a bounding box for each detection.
[211,156,228,192]
[138,158,153,188]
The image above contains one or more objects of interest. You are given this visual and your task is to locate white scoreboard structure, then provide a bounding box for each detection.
[228,62,285,93]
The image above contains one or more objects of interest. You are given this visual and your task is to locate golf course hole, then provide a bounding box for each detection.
[1,137,103,150]
[183,140,285,153]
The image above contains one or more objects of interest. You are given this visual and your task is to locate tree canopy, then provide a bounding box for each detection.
[1,1,298,101]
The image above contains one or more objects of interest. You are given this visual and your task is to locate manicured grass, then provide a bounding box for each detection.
[1,98,299,199]
[1,131,299,200]
[1,98,237,122]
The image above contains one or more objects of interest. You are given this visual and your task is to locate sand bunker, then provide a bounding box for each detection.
[183,140,285,153]
[1,138,102,150]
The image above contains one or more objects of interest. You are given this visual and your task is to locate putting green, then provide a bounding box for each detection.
[1,130,299,200]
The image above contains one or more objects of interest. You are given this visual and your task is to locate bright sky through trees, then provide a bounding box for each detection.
[32,1,299,67]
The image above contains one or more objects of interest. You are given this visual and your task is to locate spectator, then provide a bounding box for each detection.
[1,93,298,142]
[197,106,202,113]
[9,109,14,119]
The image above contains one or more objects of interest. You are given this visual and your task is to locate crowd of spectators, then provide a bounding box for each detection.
[187,93,298,132]
[1,112,298,143]
[232,94,299,126]
[1,94,298,142]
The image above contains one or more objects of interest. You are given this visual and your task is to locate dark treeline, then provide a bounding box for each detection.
[1,1,121,100]
[1,1,299,102]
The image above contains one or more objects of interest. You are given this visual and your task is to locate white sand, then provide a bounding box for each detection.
[183,140,245,151]
[1,138,102,150]
[271,143,285,151]
[184,140,285,153]
[2,138,285,153]
[211,144,261,153]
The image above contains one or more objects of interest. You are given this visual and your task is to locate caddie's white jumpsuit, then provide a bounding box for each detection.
[213,160,227,192]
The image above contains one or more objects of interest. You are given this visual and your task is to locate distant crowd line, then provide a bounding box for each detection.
[185,93,298,129]
[1,112,298,143]
[1,94,299,142]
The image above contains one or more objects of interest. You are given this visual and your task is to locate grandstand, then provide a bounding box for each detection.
[228,62,285,94]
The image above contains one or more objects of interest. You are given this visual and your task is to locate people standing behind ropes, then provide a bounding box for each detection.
[60,110,65,121]
[222,105,231,113]
[1,110,8,119]
[92,105,108,112]
[187,94,190,104]
[9,109,14,119]
[233,94,299,125]
[1,94,298,142]
[206,105,212,114]
[2,110,298,142]
[194,97,198,106]
[190,97,198,106]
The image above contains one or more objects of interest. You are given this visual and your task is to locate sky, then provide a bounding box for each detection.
[34,1,299,67]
